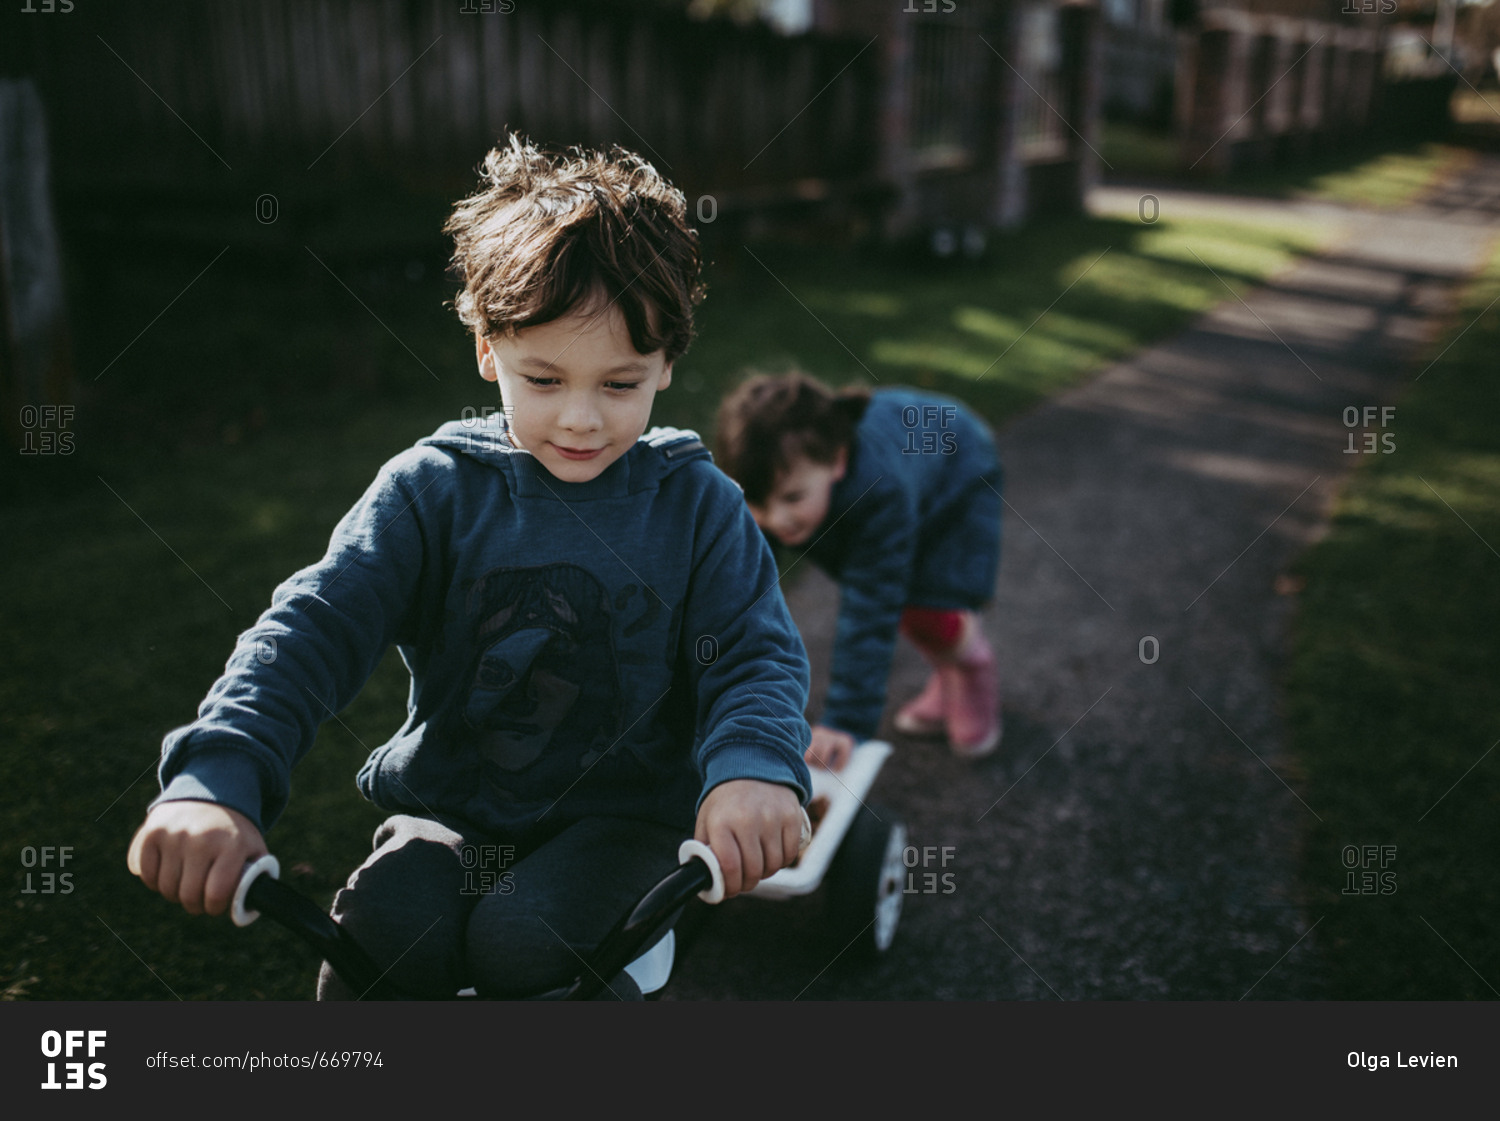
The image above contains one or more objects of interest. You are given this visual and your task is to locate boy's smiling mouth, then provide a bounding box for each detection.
[551,444,605,460]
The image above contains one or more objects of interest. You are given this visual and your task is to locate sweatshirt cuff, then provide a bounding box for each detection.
[151,749,269,834]
[698,741,811,811]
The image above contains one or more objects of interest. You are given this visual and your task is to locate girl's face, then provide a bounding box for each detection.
[748,449,847,547]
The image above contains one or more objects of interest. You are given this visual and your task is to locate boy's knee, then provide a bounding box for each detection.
[370,812,462,850]
[328,815,472,997]
[464,909,574,998]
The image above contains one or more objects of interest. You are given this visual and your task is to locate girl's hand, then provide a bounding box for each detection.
[806,725,856,772]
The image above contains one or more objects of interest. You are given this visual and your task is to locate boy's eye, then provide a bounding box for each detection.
[522,375,559,387]
[781,491,804,503]
[604,381,642,392]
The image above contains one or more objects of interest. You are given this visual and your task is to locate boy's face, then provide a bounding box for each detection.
[477,302,673,484]
[747,449,847,547]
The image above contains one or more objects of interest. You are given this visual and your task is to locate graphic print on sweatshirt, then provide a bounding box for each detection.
[456,563,625,787]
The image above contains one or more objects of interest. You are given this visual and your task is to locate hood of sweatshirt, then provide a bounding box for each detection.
[416,411,713,501]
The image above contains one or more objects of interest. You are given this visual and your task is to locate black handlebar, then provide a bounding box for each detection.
[538,856,714,1000]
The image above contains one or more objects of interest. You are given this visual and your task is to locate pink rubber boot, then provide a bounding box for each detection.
[894,607,961,738]
[894,670,946,737]
[941,619,1002,758]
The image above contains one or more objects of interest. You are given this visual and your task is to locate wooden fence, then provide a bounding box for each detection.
[1177,10,1386,175]
[9,0,882,202]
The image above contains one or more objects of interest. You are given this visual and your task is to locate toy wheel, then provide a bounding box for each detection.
[825,804,907,962]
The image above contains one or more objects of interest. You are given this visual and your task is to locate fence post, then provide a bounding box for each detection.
[989,1,1027,229]
[1180,26,1232,174]
[1247,30,1277,170]
[1345,39,1378,134]
[0,79,74,454]
[1263,19,1299,166]
[1324,34,1353,144]
[877,9,918,240]
[1297,25,1327,146]
[1058,1,1102,206]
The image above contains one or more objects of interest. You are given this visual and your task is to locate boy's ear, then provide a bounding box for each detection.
[476,333,498,382]
[656,360,673,392]
[833,445,848,480]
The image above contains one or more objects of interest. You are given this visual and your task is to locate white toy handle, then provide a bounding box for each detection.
[677,807,812,905]
[677,840,724,904]
[230,854,281,928]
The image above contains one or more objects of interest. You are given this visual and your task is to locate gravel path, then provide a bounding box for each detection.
[665,156,1500,1000]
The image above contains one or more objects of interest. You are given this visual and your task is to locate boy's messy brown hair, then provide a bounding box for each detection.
[715,371,871,503]
[445,133,705,361]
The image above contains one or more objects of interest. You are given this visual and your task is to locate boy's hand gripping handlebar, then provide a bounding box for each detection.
[677,806,812,903]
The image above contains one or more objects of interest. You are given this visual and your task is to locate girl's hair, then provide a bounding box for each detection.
[714,371,871,503]
[445,132,705,361]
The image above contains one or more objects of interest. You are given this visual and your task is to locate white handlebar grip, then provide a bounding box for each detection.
[677,840,725,905]
[798,807,813,855]
[230,854,281,928]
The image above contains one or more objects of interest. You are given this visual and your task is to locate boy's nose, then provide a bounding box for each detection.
[557,391,602,432]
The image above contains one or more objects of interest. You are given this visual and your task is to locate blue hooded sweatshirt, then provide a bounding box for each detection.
[152,414,813,842]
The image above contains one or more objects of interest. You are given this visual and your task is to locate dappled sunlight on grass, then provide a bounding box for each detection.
[1297,144,1472,208]
[802,289,905,318]
[689,215,1326,429]
[951,305,1026,343]
[869,338,997,380]
[1034,311,1138,354]
[1078,259,1219,309]
[1360,457,1500,525]
[1100,116,1469,211]
[1130,221,1325,276]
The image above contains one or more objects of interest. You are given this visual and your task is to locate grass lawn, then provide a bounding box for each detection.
[1101,120,1471,209]
[1285,143,1474,209]
[1100,120,1183,180]
[1285,240,1500,999]
[0,146,1417,999]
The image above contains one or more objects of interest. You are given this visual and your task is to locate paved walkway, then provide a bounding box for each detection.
[667,154,1500,1000]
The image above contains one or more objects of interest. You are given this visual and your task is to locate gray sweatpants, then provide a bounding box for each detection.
[316,813,684,1001]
